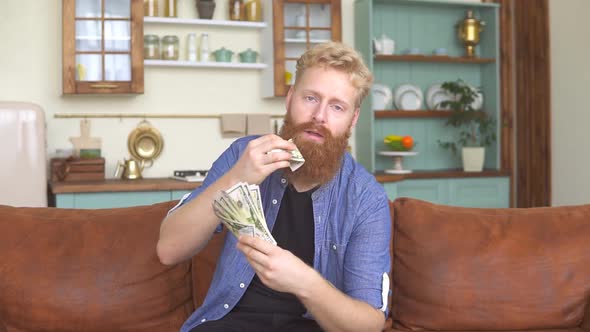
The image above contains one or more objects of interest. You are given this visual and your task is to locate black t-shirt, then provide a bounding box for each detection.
[233,184,316,315]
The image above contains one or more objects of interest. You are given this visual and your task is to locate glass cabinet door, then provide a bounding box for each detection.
[63,0,143,94]
[268,0,341,97]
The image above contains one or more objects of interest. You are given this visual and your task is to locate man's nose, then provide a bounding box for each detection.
[312,103,328,123]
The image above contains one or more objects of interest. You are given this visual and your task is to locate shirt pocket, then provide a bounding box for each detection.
[320,239,348,289]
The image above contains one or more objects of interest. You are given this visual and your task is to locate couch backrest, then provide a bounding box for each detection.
[391,198,590,331]
[0,201,193,332]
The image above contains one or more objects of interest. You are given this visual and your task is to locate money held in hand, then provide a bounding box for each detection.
[213,182,277,245]
[268,138,305,171]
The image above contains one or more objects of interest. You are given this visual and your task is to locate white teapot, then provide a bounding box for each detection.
[373,33,395,55]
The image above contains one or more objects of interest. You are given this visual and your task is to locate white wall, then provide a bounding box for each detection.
[549,0,590,205]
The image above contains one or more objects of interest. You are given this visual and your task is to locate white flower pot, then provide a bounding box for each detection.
[462,147,485,172]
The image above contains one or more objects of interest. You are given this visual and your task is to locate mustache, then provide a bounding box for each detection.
[280,121,332,140]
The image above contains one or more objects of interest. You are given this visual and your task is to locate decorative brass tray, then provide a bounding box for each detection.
[127,120,164,165]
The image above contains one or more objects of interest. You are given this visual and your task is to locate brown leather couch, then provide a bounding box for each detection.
[1,198,589,332]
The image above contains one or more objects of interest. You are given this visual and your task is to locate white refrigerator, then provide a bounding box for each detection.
[0,101,47,207]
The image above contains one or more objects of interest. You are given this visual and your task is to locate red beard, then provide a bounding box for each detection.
[279,117,350,186]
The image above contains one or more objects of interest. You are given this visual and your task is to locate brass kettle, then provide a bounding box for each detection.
[114,158,144,180]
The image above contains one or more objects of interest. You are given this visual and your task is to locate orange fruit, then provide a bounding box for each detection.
[401,136,414,149]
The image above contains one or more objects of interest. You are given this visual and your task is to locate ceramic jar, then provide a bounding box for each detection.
[212,47,233,62]
[238,48,258,63]
[196,0,216,19]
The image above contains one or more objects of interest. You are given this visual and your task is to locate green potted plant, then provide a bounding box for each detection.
[437,79,496,172]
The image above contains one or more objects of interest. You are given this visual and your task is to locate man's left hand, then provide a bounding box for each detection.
[236,235,317,295]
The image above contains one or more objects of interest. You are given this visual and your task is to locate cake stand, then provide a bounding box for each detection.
[378,151,419,174]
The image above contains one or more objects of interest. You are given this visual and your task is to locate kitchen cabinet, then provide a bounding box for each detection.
[354,0,511,206]
[262,0,342,97]
[383,177,510,208]
[62,0,144,94]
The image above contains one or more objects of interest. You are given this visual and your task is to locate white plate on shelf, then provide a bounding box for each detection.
[371,84,392,110]
[426,83,453,110]
[394,84,423,111]
[378,151,418,157]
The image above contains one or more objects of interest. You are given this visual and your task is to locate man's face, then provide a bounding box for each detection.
[285,66,360,141]
[279,66,360,185]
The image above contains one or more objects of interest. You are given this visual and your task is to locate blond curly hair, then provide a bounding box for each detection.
[294,42,373,108]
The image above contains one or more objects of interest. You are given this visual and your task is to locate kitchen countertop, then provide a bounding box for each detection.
[49,178,202,194]
[50,169,510,194]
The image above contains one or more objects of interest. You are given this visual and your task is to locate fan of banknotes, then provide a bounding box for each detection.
[213,182,277,244]
[213,141,305,244]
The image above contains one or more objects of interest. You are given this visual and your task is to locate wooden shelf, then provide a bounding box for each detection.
[374,110,453,118]
[143,16,266,28]
[374,54,495,64]
[50,178,201,194]
[375,169,511,183]
[144,60,266,69]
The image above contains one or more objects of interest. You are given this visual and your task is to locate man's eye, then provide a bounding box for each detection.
[332,104,344,112]
[305,95,317,102]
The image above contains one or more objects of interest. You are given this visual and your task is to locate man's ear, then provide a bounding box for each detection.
[285,85,294,111]
[351,107,360,128]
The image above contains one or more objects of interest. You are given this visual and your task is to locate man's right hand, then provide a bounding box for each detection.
[227,135,296,185]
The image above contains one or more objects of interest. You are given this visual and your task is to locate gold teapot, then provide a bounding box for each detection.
[457,10,485,57]
[114,158,144,180]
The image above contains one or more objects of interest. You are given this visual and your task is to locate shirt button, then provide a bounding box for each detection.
[239,282,245,288]
[281,178,287,184]
[332,244,337,250]
[201,318,206,323]
[223,304,229,309]
[272,199,278,204]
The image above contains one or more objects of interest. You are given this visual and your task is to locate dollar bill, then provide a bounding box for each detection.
[268,138,305,171]
[213,182,277,245]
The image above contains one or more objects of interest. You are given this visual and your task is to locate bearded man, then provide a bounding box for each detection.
[157,42,391,332]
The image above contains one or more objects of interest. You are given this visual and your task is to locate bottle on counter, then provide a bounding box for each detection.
[200,33,210,62]
[187,33,197,62]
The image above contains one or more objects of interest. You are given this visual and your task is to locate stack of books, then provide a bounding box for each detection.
[170,170,208,182]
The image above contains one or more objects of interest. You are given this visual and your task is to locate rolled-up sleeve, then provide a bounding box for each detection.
[343,185,391,314]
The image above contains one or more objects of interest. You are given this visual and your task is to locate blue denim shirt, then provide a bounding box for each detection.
[172,136,391,332]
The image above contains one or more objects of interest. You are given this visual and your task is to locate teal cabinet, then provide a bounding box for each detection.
[55,190,191,209]
[355,0,509,208]
[383,177,509,208]
[171,190,191,201]
[354,0,501,172]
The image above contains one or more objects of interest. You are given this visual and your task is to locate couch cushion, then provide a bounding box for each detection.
[0,201,193,332]
[391,198,590,331]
